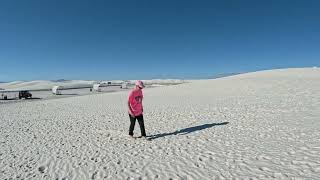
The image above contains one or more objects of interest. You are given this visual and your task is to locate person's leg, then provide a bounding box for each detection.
[129,114,136,136]
[137,115,146,137]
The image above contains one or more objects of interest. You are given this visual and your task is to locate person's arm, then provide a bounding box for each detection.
[128,92,135,117]
[128,102,134,116]
[141,92,144,113]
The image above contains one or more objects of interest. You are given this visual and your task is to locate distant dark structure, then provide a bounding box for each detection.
[19,91,32,99]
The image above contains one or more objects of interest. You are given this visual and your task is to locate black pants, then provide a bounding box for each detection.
[129,114,146,137]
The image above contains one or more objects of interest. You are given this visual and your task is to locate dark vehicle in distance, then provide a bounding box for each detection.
[2,94,7,100]
[19,91,32,99]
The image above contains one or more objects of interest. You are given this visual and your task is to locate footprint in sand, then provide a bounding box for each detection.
[38,166,46,173]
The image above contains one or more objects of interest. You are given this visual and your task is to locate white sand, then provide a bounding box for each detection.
[0,68,319,179]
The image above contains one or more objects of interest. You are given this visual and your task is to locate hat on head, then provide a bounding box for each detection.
[135,80,145,89]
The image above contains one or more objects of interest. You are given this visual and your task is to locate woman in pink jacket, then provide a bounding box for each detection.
[127,80,146,137]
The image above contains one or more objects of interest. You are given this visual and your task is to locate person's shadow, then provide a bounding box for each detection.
[148,122,229,140]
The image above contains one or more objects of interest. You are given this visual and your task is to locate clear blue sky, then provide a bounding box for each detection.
[0,0,319,81]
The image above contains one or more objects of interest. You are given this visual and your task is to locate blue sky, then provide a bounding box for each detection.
[0,0,319,81]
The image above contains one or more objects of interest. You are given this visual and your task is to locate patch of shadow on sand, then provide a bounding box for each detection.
[25,97,42,100]
[148,122,229,140]
[58,93,79,96]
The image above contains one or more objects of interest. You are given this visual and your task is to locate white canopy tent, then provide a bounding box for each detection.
[52,86,62,95]
[93,84,102,92]
[121,82,128,89]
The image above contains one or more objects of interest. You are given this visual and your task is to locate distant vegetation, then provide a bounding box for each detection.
[52,79,68,82]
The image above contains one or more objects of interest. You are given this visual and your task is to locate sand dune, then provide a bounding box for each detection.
[0,79,185,91]
[0,68,319,179]
[0,80,97,91]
